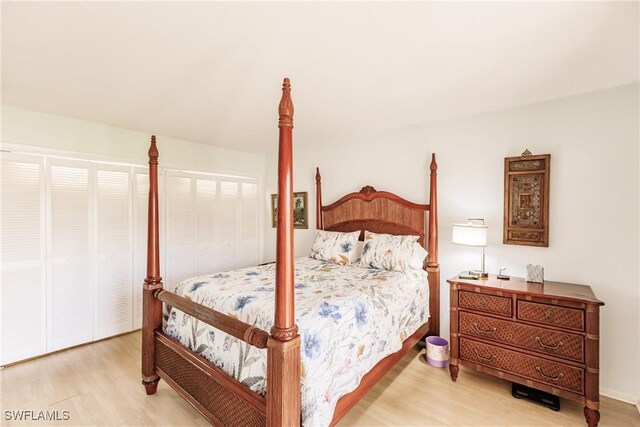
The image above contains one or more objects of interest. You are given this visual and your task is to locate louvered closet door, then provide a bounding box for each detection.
[94,164,132,339]
[195,177,217,275]
[165,172,194,289]
[217,180,240,271]
[240,182,259,267]
[132,168,148,329]
[0,153,46,365]
[47,159,93,351]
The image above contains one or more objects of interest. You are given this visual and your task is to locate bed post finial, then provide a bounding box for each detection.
[278,77,294,129]
[148,135,158,162]
[316,167,323,230]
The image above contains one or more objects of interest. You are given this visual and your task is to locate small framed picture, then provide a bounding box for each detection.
[271,192,308,229]
[526,264,544,283]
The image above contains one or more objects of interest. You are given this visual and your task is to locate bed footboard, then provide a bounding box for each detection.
[151,289,270,424]
[155,332,267,426]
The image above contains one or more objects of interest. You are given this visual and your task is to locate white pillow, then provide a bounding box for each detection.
[409,242,429,270]
[310,230,361,265]
[358,231,419,272]
[351,240,365,263]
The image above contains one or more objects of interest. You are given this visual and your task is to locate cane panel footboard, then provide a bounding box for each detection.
[155,332,267,427]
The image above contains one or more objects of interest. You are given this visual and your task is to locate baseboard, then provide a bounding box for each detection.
[599,387,639,405]
[636,399,640,415]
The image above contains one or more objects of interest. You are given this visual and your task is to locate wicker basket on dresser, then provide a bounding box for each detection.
[448,274,604,427]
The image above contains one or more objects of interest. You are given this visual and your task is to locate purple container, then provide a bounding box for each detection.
[425,336,449,368]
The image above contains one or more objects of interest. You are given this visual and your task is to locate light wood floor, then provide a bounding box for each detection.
[1,331,637,427]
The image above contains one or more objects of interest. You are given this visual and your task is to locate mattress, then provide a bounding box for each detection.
[165,257,429,427]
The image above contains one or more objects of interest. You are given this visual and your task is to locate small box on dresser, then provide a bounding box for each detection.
[447,274,604,427]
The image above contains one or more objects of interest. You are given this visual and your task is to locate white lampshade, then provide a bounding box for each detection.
[452,223,488,247]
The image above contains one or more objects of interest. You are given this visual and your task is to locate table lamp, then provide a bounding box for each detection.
[452,219,488,279]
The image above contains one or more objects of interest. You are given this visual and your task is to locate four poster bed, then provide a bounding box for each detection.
[141,78,440,426]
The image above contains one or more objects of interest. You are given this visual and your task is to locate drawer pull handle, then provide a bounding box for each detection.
[473,349,496,363]
[473,323,497,334]
[479,299,488,307]
[544,309,555,320]
[535,366,564,382]
[535,336,563,351]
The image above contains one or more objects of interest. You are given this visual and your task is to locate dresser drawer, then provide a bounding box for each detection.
[517,301,584,331]
[460,338,584,394]
[459,291,512,317]
[459,312,584,362]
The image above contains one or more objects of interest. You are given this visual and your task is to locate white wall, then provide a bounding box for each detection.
[1,106,268,260]
[264,84,640,403]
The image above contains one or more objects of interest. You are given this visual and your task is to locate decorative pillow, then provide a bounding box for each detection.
[359,231,419,272]
[310,230,361,265]
[409,242,429,270]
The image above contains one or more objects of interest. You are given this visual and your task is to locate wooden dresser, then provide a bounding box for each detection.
[448,275,604,427]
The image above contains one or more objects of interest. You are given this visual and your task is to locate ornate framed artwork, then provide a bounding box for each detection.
[503,151,550,247]
[271,191,308,229]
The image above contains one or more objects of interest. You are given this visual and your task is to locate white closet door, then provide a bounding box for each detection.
[165,172,194,289]
[0,153,46,365]
[240,182,259,267]
[195,177,217,275]
[217,180,240,271]
[47,159,93,351]
[132,168,148,329]
[94,165,132,339]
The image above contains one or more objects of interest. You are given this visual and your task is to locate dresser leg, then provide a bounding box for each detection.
[583,407,600,427]
[449,364,459,382]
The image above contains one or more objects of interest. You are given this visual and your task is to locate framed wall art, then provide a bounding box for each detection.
[271,191,308,229]
[503,150,550,247]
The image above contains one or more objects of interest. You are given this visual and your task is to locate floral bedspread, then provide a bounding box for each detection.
[165,257,429,427]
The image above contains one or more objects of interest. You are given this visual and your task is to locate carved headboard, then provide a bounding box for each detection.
[318,185,429,248]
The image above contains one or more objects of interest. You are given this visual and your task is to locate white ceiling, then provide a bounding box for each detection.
[2,1,638,154]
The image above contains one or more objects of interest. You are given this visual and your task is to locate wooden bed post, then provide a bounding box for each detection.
[142,135,163,394]
[427,153,440,337]
[315,167,323,230]
[267,78,301,427]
